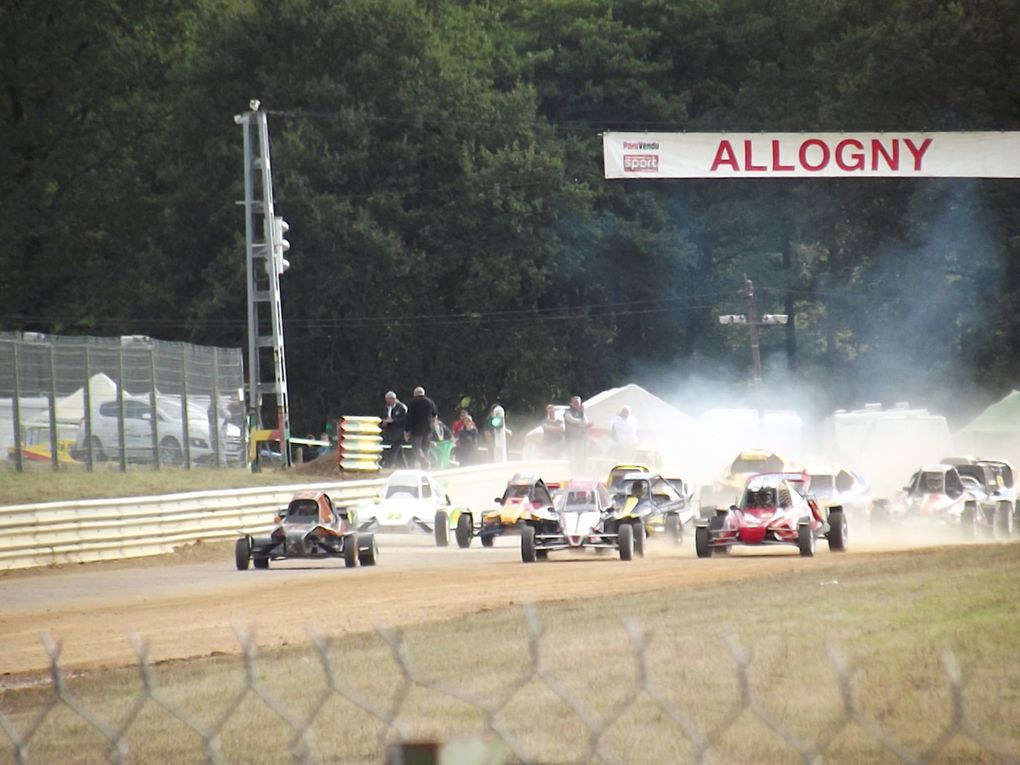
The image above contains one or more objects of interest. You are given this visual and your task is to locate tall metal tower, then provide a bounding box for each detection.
[235,100,291,466]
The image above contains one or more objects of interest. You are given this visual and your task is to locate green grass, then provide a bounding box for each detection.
[2,545,1018,764]
[0,464,333,506]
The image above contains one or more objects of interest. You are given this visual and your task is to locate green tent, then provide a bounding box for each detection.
[956,391,1020,463]
[958,391,1020,437]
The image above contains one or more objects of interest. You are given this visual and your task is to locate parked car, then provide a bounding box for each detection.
[7,423,80,465]
[73,396,241,466]
[235,491,376,569]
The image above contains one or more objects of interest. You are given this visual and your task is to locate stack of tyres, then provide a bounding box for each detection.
[339,416,384,472]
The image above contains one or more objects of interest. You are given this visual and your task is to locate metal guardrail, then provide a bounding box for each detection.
[0,461,562,570]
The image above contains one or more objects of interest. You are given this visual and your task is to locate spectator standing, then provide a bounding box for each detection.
[380,390,408,468]
[609,406,639,459]
[453,413,480,465]
[404,386,438,469]
[541,404,565,459]
[451,409,469,441]
[562,395,592,471]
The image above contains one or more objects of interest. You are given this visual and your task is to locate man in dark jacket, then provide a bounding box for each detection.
[404,386,438,469]
[380,390,408,468]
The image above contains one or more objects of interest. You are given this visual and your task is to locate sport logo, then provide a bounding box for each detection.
[623,154,659,172]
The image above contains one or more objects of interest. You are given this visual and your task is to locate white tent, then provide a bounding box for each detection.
[31,373,119,426]
[581,384,696,442]
[523,383,696,461]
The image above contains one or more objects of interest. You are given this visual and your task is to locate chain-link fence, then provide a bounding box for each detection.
[1,604,1016,765]
[0,333,245,472]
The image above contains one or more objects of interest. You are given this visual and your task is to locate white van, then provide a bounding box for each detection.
[74,396,241,466]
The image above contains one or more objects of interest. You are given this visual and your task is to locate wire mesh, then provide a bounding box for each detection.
[0,604,1016,765]
[0,333,244,472]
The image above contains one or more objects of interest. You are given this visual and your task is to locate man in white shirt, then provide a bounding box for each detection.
[610,406,638,459]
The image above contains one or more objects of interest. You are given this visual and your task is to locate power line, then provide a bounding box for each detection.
[0,295,726,334]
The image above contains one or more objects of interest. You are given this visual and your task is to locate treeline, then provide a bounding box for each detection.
[3,0,1019,431]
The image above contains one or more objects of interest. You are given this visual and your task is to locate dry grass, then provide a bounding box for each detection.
[2,545,1019,763]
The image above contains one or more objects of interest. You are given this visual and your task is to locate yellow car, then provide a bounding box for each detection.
[699,449,797,512]
[606,463,652,491]
[476,473,558,547]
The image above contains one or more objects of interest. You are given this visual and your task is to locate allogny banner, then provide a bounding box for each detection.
[603,132,1020,179]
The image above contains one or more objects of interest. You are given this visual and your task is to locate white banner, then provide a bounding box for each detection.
[603,132,1020,179]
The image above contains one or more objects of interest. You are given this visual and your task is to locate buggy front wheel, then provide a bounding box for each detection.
[344,533,359,568]
[234,537,251,570]
[521,525,537,563]
[455,513,473,548]
[695,526,712,558]
[618,523,634,561]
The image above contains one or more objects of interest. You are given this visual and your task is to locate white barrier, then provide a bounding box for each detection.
[0,460,566,570]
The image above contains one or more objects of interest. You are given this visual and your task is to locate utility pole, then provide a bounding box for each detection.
[718,275,788,384]
[235,100,292,468]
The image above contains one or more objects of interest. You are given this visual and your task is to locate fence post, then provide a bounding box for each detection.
[211,348,223,467]
[181,345,192,470]
[148,345,160,470]
[116,346,127,473]
[47,343,58,470]
[83,347,94,472]
[11,339,23,473]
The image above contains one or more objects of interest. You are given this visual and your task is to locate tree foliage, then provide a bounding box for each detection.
[1,0,1017,431]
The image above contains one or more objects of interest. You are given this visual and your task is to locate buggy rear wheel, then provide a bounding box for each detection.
[618,522,634,561]
[234,537,251,570]
[632,521,645,558]
[455,513,473,548]
[521,525,537,563]
[797,523,815,557]
[665,513,682,545]
[827,509,848,552]
[434,511,450,547]
[344,533,359,568]
[359,536,378,566]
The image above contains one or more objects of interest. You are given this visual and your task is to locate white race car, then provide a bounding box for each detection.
[804,463,872,520]
[355,469,469,546]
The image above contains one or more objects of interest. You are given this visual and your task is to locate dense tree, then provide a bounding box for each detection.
[1,0,1017,434]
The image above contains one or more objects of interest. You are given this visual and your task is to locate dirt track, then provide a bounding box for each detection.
[0,534,943,680]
